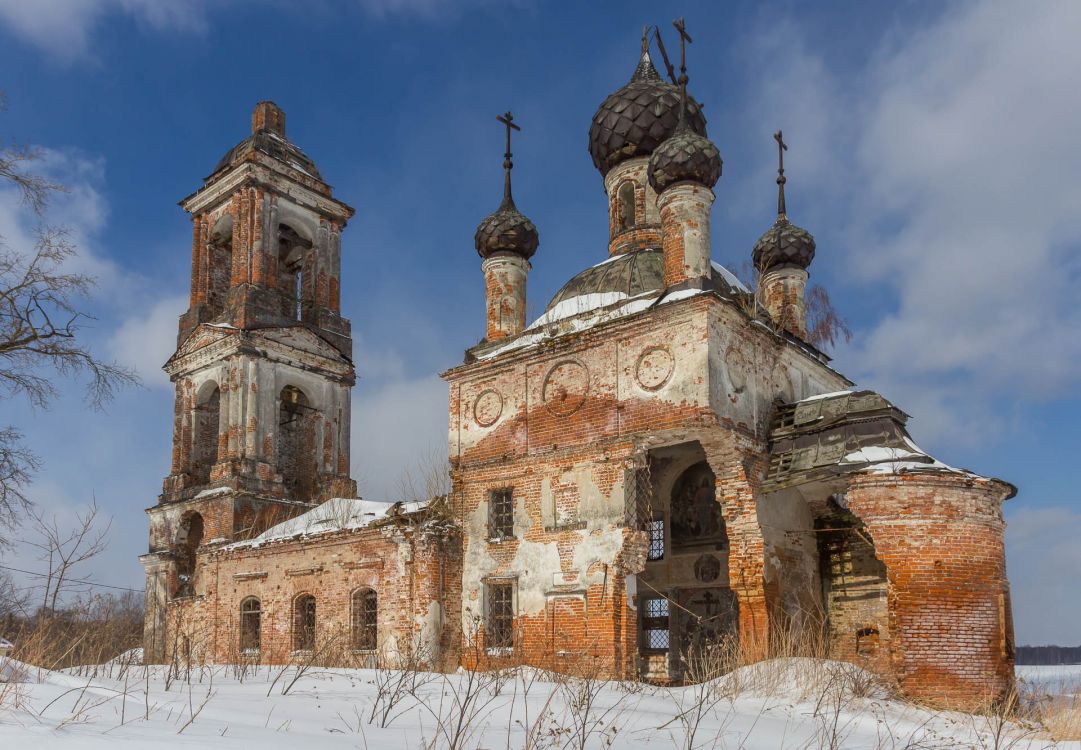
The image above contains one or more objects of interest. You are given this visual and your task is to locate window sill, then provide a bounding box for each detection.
[485,646,515,656]
[487,536,515,544]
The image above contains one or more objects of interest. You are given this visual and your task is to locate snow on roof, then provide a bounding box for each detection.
[796,389,855,403]
[711,261,750,293]
[226,497,427,549]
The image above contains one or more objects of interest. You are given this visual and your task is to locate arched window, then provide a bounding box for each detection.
[617,182,636,232]
[239,597,261,654]
[293,594,316,651]
[278,224,312,321]
[191,384,221,485]
[206,215,233,316]
[278,385,316,503]
[174,512,204,598]
[351,588,377,651]
[669,461,726,548]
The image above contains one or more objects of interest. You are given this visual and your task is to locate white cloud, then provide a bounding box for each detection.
[738,0,1081,447]
[108,294,186,388]
[351,374,448,501]
[0,0,206,62]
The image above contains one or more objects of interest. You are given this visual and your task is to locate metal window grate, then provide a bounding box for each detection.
[641,597,670,652]
[487,582,514,649]
[239,597,261,653]
[646,517,665,560]
[489,489,514,538]
[351,589,377,651]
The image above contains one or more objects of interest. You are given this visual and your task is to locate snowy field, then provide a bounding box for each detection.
[1,657,1079,749]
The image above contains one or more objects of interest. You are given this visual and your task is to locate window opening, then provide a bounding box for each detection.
[240,597,261,653]
[489,489,513,539]
[618,182,636,231]
[646,516,665,560]
[352,589,377,651]
[293,594,316,651]
[642,596,670,652]
[487,582,514,649]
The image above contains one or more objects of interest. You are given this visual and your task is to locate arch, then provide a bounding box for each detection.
[617,181,636,232]
[174,511,204,598]
[239,596,261,654]
[293,593,316,651]
[191,382,221,484]
[669,461,726,548]
[351,587,377,651]
[278,385,317,503]
[206,214,234,316]
[277,221,313,321]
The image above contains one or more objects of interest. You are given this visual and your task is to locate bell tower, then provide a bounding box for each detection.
[141,102,358,660]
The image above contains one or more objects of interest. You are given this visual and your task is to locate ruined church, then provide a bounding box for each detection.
[141,31,1016,708]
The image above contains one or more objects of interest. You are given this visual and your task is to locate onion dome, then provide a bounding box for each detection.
[647,119,722,191]
[753,130,815,272]
[475,111,539,260]
[475,196,539,260]
[588,43,707,176]
[752,217,816,272]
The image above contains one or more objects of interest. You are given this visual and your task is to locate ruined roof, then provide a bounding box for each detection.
[764,390,988,490]
[224,497,427,550]
[211,129,323,180]
[588,47,707,175]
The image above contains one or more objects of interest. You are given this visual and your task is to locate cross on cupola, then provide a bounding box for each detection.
[774,130,788,217]
[496,111,521,206]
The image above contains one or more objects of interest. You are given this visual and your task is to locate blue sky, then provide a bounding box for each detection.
[0,0,1077,646]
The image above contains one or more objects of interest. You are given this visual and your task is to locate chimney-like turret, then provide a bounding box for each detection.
[474,112,539,341]
[251,101,286,136]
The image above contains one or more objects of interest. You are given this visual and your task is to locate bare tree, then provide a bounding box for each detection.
[0,95,137,543]
[25,498,111,614]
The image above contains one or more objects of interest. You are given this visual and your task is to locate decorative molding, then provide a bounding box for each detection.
[473,389,504,427]
[542,360,590,417]
[635,346,675,391]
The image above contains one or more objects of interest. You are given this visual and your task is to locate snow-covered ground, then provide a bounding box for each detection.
[1,657,1078,748]
[1019,664,1081,695]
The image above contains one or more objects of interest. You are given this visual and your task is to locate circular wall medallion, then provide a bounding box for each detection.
[635,346,675,391]
[694,554,721,583]
[724,344,749,400]
[542,360,590,416]
[472,389,503,427]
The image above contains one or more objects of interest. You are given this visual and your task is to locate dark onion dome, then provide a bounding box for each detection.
[474,195,539,260]
[752,216,816,272]
[542,248,743,316]
[588,47,708,176]
[211,129,322,180]
[647,119,722,191]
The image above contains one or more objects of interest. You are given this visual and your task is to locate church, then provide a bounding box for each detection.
[140,29,1016,708]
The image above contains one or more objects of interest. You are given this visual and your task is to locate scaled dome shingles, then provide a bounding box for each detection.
[647,125,723,192]
[588,53,708,175]
[752,217,816,272]
[474,200,539,260]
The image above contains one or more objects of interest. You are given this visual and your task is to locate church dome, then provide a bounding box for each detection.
[474,197,539,260]
[752,216,816,272]
[588,47,707,176]
[647,120,722,192]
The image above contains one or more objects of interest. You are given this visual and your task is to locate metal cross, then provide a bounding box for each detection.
[774,130,788,216]
[672,17,693,86]
[495,110,521,204]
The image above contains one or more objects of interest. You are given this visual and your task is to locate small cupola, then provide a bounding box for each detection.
[474,112,539,260]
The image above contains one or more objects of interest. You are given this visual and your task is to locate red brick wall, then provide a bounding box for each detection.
[847,472,1014,707]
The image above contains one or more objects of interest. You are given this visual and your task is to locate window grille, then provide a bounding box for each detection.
[487,582,514,649]
[239,597,261,653]
[489,489,514,539]
[293,594,316,651]
[646,517,665,560]
[641,597,670,652]
[352,589,377,651]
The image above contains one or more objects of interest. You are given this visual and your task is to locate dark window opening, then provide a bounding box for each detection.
[670,462,726,548]
[277,224,312,321]
[174,512,204,598]
[489,489,514,539]
[206,215,233,317]
[642,597,670,652]
[293,594,316,651]
[646,517,665,560]
[617,182,636,232]
[240,597,261,653]
[278,386,317,504]
[487,582,514,649]
[191,385,221,485]
[352,589,377,651]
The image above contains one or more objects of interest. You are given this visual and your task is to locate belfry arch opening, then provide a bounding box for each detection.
[278,385,317,503]
[617,181,636,232]
[277,223,313,321]
[174,511,204,598]
[634,442,737,680]
[206,215,233,317]
[191,383,221,485]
